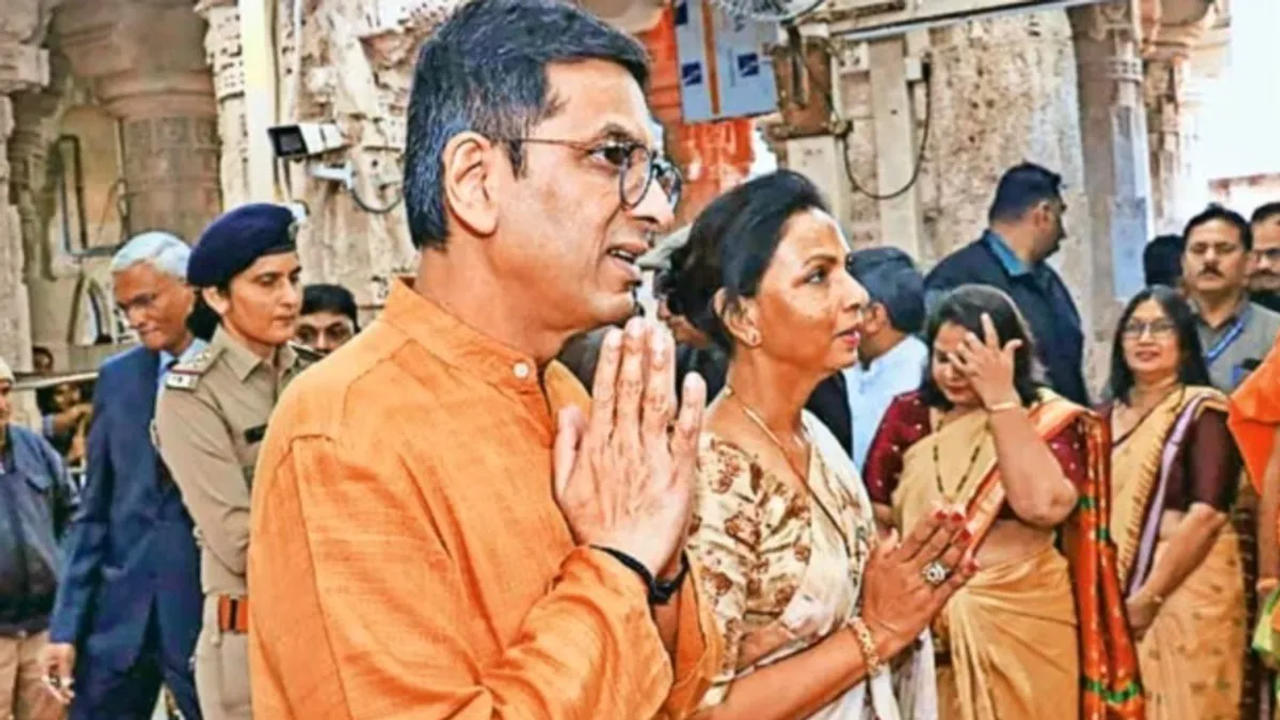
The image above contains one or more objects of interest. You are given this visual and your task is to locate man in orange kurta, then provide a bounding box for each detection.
[1229,334,1280,592]
[246,1,718,718]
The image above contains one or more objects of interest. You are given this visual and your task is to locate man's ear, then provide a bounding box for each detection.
[441,131,501,237]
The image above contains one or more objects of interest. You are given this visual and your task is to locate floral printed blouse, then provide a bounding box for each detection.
[687,412,876,710]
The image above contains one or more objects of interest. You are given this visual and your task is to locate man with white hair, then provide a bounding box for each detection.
[41,232,204,719]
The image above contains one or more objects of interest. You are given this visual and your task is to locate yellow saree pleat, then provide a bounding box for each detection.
[1137,528,1244,720]
[936,543,1079,720]
[1110,387,1246,720]
[892,408,1079,720]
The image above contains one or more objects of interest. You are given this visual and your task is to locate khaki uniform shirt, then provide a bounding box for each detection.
[155,326,310,597]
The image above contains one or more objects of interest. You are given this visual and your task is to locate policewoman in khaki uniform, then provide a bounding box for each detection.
[155,204,315,720]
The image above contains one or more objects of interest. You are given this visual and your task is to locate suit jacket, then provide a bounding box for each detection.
[49,346,202,671]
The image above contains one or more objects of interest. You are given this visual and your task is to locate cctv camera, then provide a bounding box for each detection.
[268,122,347,159]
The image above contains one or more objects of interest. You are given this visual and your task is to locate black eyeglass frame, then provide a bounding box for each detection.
[498,136,683,211]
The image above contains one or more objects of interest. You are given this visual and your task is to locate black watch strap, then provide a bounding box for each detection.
[592,547,688,605]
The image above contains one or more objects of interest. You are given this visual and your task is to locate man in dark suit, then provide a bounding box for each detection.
[41,232,204,719]
[925,162,1088,404]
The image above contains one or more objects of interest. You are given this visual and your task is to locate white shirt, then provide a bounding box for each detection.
[844,335,929,472]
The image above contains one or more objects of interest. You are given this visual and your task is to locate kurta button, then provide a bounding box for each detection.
[513,362,530,380]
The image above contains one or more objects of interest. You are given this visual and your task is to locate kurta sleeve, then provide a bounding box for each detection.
[248,433,681,720]
[683,441,763,709]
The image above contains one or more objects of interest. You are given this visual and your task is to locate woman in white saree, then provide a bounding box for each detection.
[666,171,974,720]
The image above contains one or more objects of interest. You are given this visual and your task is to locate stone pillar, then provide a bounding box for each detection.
[274,1,449,311]
[54,0,220,242]
[1141,0,1216,229]
[197,0,248,209]
[1143,52,1186,232]
[1069,0,1152,373]
[0,0,54,370]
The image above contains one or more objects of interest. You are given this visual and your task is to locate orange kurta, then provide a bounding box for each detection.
[247,280,718,719]
[1229,335,1280,490]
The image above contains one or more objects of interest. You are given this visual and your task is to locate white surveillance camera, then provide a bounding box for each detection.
[268,122,347,159]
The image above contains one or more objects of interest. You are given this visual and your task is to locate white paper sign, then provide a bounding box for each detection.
[673,0,779,123]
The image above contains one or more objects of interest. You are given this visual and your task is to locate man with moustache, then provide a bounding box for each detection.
[1181,204,1280,392]
[154,204,307,720]
[246,1,720,717]
[41,233,203,719]
[925,162,1088,404]
[1250,203,1280,313]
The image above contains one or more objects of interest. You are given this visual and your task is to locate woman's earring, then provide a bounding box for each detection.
[746,330,762,347]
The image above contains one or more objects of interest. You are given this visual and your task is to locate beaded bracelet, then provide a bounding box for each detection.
[849,617,885,676]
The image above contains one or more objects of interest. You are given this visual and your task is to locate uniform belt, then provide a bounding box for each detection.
[216,595,249,634]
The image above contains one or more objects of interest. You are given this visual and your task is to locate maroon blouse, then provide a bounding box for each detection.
[1100,402,1240,512]
[862,391,1089,519]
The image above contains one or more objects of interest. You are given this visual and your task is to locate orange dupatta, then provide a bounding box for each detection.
[961,396,1144,720]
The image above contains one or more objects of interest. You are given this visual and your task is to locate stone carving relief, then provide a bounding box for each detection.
[0,0,60,371]
[267,0,469,311]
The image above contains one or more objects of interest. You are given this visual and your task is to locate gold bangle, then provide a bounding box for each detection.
[849,617,885,676]
[985,400,1020,414]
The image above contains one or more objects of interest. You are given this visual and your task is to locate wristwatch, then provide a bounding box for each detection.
[593,547,690,605]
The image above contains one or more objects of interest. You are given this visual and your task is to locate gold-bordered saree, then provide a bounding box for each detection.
[891,390,1143,720]
[1110,386,1247,720]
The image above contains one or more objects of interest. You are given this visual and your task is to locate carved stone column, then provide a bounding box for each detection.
[54,0,219,242]
[1069,0,1152,369]
[196,0,247,209]
[1141,0,1214,231]
[0,0,55,371]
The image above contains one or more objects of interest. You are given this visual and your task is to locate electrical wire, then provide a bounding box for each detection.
[840,71,932,201]
[783,30,933,202]
[350,183,403,214]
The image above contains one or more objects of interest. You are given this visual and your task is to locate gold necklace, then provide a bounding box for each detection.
[931,410,986,504]
[724,385,809,480]
[724,385,855,560]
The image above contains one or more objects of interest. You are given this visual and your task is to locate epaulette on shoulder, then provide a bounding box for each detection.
[165,346,219,391]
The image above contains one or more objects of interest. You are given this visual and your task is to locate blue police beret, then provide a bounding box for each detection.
[187,203,298,287]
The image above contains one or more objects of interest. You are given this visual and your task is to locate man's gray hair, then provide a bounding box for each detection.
[110,231,191,280]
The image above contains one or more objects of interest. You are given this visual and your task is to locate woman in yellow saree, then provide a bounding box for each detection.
[863,285,1141,720]
[1103,285,1247,719]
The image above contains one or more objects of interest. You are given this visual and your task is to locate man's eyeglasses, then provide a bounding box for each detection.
[1121,319,1176,340]
[1255,247,1280,264]
[502,137,682,210]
